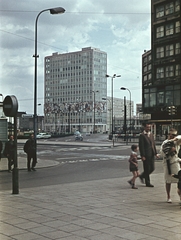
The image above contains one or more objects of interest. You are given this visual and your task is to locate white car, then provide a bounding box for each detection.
[85,132,91,136]
[36,133,51,139]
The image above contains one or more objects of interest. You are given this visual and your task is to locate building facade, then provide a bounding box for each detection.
[142,0,181,135]
[103,96,134,134]
[44,47,107,134]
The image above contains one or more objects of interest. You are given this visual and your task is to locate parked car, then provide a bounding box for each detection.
[75,134,83,141]
[85,132,91,136]
[36,133,51,139]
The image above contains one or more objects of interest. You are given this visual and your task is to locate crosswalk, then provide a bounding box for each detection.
[58,155,129,164]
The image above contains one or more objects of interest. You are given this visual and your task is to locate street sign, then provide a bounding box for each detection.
[3,95,18,117]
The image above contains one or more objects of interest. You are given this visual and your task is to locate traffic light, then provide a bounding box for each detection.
[167,106,177,115]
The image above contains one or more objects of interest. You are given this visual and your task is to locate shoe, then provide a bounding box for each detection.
[167,198,172,203]
[127,180,133,186]
[132,185,138,189]
[31,168,36,171]
[146,184,154,187]
[139,176,144,184]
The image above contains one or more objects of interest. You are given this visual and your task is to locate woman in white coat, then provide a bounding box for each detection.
[160,128,181,203]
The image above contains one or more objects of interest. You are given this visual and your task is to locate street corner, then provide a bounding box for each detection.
[36,158,60,169]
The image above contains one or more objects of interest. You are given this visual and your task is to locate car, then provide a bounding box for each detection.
[36,133,51,139]
[85,132,91,136]
[74,130,80,136]
[75,134,83,141]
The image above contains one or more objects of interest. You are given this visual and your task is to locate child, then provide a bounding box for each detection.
[172,170,181,206]
[128,144,140,189]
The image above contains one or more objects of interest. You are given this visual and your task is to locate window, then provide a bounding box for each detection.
[175,43,180,54]
[166,44,174,56]
[143,75,147,81]
[144,66,148,73]
[165,91,173,105]
[156,26,164,38]
[165,2,174,15]
[156,5,164,18]
[144,94,149,107]
[156,67,164,78]
[174,90,181,105]
[156,46,164,58]
[150,93,156,107]
[175,21,180,33]
[175,0,180,12]
[166,23,174,36]
[175,64,181,76]
[157,91,164,105]
[165,66,174,77]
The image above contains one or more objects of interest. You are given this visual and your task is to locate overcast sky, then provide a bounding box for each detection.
[0,0,151,115]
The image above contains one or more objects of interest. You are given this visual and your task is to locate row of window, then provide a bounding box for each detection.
[156,21,180,38]
[156,1,180,19]
[156,42,180,58]
[144,85,181,108]
[156,64,181,78]
[143,64,181,82]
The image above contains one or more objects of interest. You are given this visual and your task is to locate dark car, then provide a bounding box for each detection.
[75,134,83,141]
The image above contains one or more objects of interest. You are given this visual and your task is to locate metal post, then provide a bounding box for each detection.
[33,7,65,162]
[12,114,19,194]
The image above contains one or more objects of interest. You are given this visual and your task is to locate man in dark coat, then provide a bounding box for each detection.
[24,134,36,172]
[139,122,158,187]
[4,135,15,172]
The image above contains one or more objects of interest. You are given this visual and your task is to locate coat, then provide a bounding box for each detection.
[139,132,157,159]
[160,136,181,184]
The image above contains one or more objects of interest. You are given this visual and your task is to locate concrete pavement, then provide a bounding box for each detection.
[0,167,181,239]
[0,140,181,239]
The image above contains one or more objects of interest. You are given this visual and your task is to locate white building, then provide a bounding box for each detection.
[44,47,107,134]
[103,96,134,134]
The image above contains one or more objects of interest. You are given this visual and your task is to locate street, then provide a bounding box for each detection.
[0,134,163,192]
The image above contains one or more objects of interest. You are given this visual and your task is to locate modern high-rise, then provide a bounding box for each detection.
[44,47,107,133]
[142,0,181,134]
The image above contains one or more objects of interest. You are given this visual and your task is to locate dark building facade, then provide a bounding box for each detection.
[142,0,181,134]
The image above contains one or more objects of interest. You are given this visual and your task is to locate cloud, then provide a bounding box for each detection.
[0,0,151,114]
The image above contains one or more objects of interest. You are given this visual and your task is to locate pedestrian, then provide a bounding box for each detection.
[24,133,37,172]
[0,139,3,160]
[139,122,159,187]
[3,135,15,172]
[172,170,181,206]
[160,128,181,203]
[127,144,140,189]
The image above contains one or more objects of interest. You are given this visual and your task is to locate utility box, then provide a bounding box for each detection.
[0,118,8,154]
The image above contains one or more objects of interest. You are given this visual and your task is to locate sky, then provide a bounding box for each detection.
[0,0,151,115]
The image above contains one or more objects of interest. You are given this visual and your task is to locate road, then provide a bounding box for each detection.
[0,134,163,192]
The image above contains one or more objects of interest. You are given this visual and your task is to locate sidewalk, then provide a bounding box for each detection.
[0,165,181,239]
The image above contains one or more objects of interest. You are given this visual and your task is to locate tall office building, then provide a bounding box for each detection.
[142,0,181,134]
[44,47,107,133]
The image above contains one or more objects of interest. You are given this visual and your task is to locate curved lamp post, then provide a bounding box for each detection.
[102,97,111,135]
[33,7,65,161]
[120,87,131,132]
[106,74,121,137]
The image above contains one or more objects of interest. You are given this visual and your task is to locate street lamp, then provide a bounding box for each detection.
[120,87,131,133]
[92,90,99,133]
[102,97,111,135]
[33,7,65,161]
[106,74,121,137]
